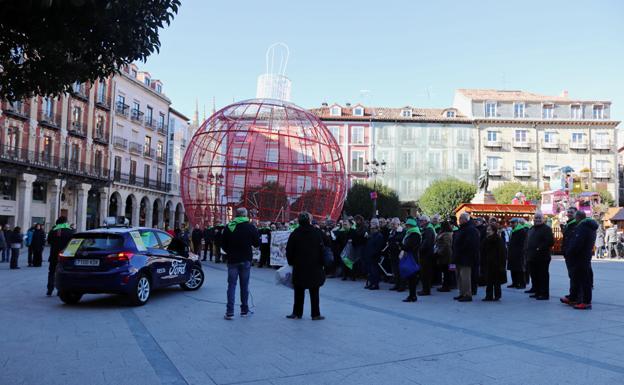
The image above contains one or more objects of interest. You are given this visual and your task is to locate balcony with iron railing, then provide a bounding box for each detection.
[3,101,29,120]
[143,147,156,159]
[72,84,88,101]
[129,141,143,155]
[93,128,108,145]
[130,109,144,123]
[115,102,129,117]
[68,121,87,138]
[113,136,128,150]
[484,139,504,148]
[593,170,611,179]
[541,139,560,150]
[95,92,111,110]
[0,143,109,180]
[39,111,61,130]
[157,122,168,135]
[112,172,170,192]
[592,141,612,151]
[570,140,588,150]
[156,152,166,163]
[144,117,155,130]
[512,139,533,150]
[513,168,534,178]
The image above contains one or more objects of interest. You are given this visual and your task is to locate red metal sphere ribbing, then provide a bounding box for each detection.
[180,98,346,226]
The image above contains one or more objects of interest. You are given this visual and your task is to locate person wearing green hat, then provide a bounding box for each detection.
[401,217,422,303]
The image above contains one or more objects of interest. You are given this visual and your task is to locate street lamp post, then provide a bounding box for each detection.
[365,159,386,218]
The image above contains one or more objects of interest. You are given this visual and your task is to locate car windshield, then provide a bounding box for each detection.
[62,234,125,256]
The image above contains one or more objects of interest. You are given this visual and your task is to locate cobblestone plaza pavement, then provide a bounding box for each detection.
[1,251,624,385]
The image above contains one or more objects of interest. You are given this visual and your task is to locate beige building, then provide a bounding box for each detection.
[453,89,620,201]
[109,64,184,229]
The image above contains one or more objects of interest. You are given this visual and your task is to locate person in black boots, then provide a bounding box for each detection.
[191,224,203,256]
[363,218,385,290]
[435,221,454,292]
[525,212,554,300]
[560,207,579,304]
[564,210,597,310]
[507,218,528,289]
[31,223,46,267]
[481,223,507,301]
[418,215,436,296]
[258,222,272,268]
[401,218,422,303]
[9,226,24,269]
[46,217,74,296]
[286,212,326,320]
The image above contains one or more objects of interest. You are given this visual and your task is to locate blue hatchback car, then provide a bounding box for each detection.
[55,227,204,306]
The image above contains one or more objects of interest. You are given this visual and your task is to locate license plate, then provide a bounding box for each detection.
[74,259,100,267]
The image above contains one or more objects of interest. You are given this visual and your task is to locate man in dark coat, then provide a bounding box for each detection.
[401,218,422,303]
[452,213,480,302]
[221,208,260,320]
[286,212,326,320]
[31,223,46,267]
[47,217,74,296]
[363,218,385,290]
[191,224,203,256]
[257,222,272,268]
[563,210,597,309]
[213,221,225,263]
[525,212,554,300]
[507,218,528,289]
[474,217,487,289]
[560,207,579,301]
[202,225,214,261]
[481,223,507,301]
[418,215,436,296]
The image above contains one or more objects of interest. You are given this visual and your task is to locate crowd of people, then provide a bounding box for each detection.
[199,206,599,318]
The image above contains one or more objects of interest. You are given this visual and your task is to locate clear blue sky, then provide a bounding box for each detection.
[145,0,624,122]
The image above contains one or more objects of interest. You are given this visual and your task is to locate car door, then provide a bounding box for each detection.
[137,229,172,288]
[154,230,192,284]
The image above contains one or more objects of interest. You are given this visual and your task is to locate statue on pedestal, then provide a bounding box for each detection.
[477,163,489,192]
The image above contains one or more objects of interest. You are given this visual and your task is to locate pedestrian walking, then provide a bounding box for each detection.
[525,212,554,300]
[31,224,46,267]
[481,223,507,301]
[452,213,480,302]
[221,208,259,320]
[435,221,454,292]
[418,215,436,296]
[401,217,422,303]
[191,224,203,256]
[0,225,6,263]
[257,222,272,268]
[46,217,74,296]
[363,218,385,290]
[594,226,605,259]
[285,212,327,320]
[563,210,598,310]
[9,226,24,269]
[605,225,619,258]
[2,224,11,263]
[507,218,528,289]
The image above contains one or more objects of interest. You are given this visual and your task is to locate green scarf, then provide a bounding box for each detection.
[452,225,459,231]
[52,223,71,231]
[337,227,348,232]
[289,223,299,231]
[433,223,441,232]
[427,223,436,234]
[227,217,249,232]
[564,219,577,230]
[578,218,595,226]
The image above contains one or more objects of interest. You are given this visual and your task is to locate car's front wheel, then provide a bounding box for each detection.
[59,291,83,305]
[181,266,204,291]
[129,273,151,306]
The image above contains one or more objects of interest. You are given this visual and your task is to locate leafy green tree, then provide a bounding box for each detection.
[419,178,476,217]
[598,189,614,207]
[343,182,400,219]
[492,182,542,204]
[289,188,333,218]
[0,0,180,100]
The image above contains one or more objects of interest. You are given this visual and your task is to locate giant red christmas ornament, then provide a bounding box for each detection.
[181,99,346,225]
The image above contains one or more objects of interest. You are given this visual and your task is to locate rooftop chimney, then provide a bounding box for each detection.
[321,102,328,107]
[345,102,351,107]
[561,90,569,98]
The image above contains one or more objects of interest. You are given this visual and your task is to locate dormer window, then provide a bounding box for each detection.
[156,84,162,93]
[401,109,412,118]
[131,69,137,78]
[446,110,456,118]
[571,104,582,119]
[485,101,497,117]
[144,77,151,86]
[514,102,525,118]
[353,106,364,116]
[542,104,554,119]
[593,105,604,119]
[329,106,341,116]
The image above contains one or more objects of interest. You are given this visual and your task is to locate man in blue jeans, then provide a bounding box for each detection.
[221,208,260,320]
